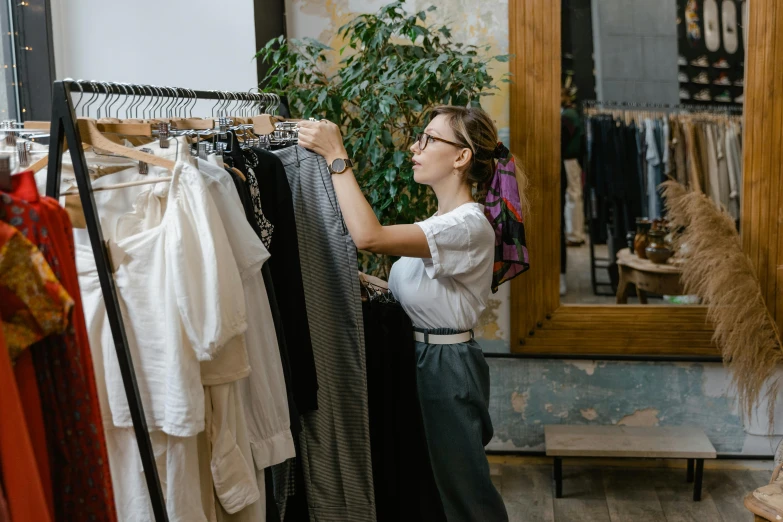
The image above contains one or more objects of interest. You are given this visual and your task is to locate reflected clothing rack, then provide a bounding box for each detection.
[582,99,744,114]
[44,80,292,522]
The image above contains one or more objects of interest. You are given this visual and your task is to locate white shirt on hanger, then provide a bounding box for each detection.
[98,161,247,436]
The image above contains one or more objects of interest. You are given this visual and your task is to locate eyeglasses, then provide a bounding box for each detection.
[416,132,465,151]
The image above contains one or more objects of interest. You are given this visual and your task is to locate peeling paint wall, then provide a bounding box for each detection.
[488,359,781,454]
[285,0,779,456]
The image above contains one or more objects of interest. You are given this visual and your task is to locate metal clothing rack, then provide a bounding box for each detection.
[44,80,291,522]
[582,99,744,114]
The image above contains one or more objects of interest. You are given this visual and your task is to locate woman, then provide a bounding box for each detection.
[298,105,518,522]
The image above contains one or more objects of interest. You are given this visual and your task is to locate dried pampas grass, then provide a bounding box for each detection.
[662,180,783,427]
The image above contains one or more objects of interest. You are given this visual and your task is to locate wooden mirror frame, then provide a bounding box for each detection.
[508,0,781,358]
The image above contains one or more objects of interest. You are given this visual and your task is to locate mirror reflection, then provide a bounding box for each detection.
[560,0,746,304]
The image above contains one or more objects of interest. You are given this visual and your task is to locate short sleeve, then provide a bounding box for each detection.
[416,207,490,279]
[0,223,74,360]
[170,166,247,361]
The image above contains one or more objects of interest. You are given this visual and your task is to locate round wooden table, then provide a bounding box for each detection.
[615,248,685,304]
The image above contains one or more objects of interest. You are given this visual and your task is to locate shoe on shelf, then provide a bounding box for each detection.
[713,73,731,85]
[678,55,688,66]
[560,274,567,297]
[566,239,585,247]
[713,57,731,68]
[715,90,732,103]
[692,71,710,84]
[680,88,691,100]
[691,55,710,67]
[733,77,744,87]
[694,89,712,101]
[735,93,744,103]
[678,71,690,83]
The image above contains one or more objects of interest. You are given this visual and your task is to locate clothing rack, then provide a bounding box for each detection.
[582,99,744,114]
[44,80,291,522]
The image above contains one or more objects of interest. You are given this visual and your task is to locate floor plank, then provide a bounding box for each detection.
[650,469,723,522]
[694,469,758,522]
[553,467,610,522]
[603,468,667,522]
[503,465,555,522]
[495,461,766,521]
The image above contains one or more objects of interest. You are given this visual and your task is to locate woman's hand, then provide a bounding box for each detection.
[297,119,348,164]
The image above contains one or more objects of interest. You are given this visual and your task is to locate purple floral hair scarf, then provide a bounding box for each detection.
[483,154,530,293]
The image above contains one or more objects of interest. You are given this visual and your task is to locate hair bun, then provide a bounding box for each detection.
[493,142,509,160]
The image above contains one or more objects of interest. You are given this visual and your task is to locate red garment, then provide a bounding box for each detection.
[0,482,9,522]
[0,324,53,522]
[14,350,54,515]
[1,170,117,522]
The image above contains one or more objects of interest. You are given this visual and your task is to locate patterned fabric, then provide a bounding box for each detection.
[273,146,375,522]
[1,170,117,522]
[246,166,274,249]
[0,221,73,360]
[483,155,530,293]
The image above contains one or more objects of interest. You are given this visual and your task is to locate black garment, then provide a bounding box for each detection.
[222,160,303,439]
[250,147,319,414]
[625,123,644,223]
[363,299,446,522]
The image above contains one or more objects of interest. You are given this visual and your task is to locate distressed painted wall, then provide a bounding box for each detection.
[284,0,778,455]
[487,359,781,454]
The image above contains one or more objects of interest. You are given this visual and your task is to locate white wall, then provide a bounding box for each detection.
[50,0,258,92]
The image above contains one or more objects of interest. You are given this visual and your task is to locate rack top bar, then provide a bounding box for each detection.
[57,79,268,101]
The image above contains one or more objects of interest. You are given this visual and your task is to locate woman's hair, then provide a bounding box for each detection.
[429,105,529,218]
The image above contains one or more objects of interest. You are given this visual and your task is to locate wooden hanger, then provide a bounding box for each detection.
[228,166,246,182]
[77,118,174,170]
[171,118,215,131]
[252,114,285,135]
[23,121,50,130]
[29,142,91,173]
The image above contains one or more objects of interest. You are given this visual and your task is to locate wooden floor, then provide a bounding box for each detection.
[492,463,769,521]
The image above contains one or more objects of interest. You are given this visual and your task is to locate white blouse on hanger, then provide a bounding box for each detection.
[97,161,248,436]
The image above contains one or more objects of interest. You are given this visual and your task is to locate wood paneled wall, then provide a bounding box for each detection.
[508,0,561,341]
[742,0,783,331]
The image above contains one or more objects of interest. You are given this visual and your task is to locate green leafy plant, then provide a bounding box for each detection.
[256,1,508,275]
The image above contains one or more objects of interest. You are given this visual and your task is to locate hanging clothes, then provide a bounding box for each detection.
[645,118,663,219]
[250,146,319,415]
[363,299,446,522]
[726,122,743,221]
[0,230,53,522]
[56,145,296,521]
[273,145,375,522]
[0,171,118,522]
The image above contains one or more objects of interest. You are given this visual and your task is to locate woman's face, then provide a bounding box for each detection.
[410,114,469,186]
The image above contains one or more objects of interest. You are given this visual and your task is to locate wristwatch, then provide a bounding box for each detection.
[327,158,353,175]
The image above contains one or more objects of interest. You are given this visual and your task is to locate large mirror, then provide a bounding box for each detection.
[508,0,777,357]
[559,0,745,306]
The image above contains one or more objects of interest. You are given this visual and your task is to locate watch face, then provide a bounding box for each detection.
[332,158,346,173]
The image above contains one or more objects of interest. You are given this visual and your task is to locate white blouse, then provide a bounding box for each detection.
[388,202,494,332]
[97,161,247,437]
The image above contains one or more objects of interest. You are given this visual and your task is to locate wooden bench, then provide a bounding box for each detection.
[545,425,717,501]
